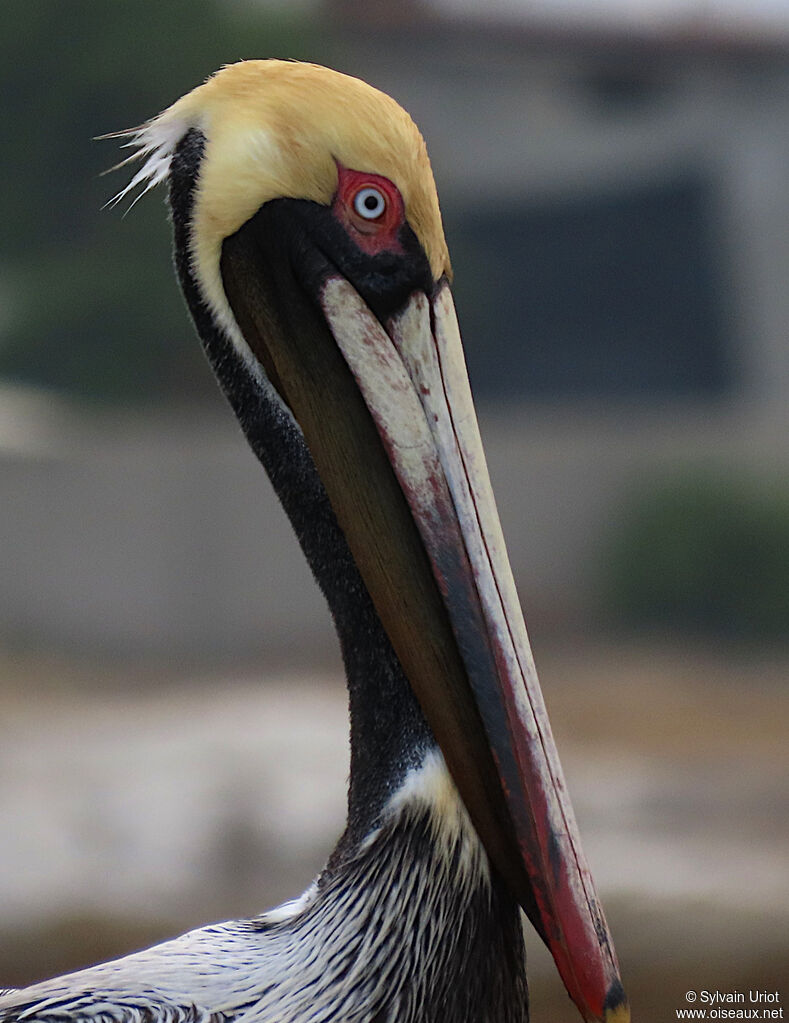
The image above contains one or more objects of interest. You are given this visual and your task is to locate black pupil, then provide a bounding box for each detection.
[364,193,380,212]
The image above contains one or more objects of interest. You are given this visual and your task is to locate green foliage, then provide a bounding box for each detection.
[0,0,323,403]
[604,470,789,640]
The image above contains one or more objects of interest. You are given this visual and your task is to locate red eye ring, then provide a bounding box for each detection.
[333,163,405,257]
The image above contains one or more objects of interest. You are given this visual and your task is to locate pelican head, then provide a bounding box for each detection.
[114,60,628,1023]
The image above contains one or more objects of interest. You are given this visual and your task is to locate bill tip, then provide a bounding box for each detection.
[603,980,630,1023]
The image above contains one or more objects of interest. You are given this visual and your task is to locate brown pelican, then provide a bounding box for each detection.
[0,61,628,1023]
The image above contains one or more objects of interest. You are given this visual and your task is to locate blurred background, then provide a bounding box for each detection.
[1,0,788,1018]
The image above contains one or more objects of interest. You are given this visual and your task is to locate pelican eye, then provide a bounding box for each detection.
[353,186,386,220]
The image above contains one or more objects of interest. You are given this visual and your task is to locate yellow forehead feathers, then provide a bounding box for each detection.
[148,61,450,300]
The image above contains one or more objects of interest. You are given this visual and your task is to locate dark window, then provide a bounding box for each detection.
[446,174,731,400]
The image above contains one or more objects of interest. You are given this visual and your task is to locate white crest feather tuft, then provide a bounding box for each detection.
[99,114,188,213]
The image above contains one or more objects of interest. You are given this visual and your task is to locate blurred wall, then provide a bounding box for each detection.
[2,392,786,657]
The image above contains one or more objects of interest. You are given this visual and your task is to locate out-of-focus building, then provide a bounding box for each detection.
[2,5,788,657]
